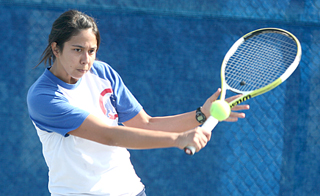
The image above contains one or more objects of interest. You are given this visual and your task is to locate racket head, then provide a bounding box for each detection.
[184,28,301,156]
[219,28,301,107]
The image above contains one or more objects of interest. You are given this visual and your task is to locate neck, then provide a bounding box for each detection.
[49,63,78,84]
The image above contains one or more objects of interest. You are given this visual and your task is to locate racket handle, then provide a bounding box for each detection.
[184,116,219,155]
[184,146,196,155]
[201,116,219,132]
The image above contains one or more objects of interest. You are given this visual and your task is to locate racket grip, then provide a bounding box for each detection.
[184,146,196,155]
[184,116,219,155]
[201,116,219,132]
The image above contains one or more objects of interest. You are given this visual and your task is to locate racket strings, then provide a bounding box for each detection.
[225,32,297,92]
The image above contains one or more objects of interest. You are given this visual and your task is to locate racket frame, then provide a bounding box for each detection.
[220,28,302,108]
[184,28,301,155]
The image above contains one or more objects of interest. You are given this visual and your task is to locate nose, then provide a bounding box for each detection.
[81,52,89,65]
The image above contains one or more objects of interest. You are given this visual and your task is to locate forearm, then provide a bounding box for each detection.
[143,111,200,132]
[107,125,180,149]
[123,110,201,133]
[69,114,181,149]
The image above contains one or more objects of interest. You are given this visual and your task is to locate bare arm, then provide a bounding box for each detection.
[68,88,248,152]
[123,110,199,133]
[69,114,210,152]
[123,89,249,132]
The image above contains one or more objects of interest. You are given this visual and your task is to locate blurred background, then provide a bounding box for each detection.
[0,0,319,195]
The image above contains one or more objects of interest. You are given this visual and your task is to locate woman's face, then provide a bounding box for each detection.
[51,29,98,84]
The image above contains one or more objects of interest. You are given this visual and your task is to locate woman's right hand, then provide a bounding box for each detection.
[176,127,211,153]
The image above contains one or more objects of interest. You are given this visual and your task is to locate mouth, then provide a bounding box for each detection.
[77,69,88,74]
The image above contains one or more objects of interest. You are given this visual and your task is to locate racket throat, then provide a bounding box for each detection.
[230,94,252,108]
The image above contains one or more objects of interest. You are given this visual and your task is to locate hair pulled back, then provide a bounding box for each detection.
[37,10,100,67]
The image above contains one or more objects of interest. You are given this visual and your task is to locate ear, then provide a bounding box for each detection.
[51,42,59,57]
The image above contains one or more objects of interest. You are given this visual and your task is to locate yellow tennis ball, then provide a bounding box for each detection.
[210,100,231,121]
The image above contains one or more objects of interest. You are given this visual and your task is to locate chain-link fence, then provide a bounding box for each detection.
[0,0,319,195]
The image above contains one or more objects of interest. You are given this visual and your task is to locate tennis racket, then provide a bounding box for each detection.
[185,28,301,155]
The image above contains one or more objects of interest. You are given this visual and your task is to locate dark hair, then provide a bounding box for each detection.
[37,10,101,67]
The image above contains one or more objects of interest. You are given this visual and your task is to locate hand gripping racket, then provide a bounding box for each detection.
[185,28,302,155]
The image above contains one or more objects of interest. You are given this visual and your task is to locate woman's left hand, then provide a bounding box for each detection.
[224,94,250,122]
[201,88,250,122]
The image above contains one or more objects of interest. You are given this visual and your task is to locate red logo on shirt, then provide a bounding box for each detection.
[99,88,118,120]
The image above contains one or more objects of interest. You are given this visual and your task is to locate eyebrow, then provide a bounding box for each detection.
[72,45,97,49]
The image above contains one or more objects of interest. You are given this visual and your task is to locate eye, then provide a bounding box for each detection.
[89,49,96,55]
[74,48,82,52]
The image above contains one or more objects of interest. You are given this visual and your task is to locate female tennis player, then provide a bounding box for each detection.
[27,10,249,196]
